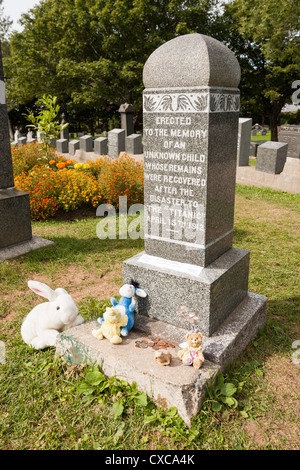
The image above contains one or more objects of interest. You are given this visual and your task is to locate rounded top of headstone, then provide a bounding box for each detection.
[143,33,241,89]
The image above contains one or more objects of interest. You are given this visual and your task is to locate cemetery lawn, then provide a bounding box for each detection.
[0,185,299,450]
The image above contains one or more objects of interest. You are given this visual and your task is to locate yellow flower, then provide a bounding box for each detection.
[74,163,83,169]
[49,160,56,165]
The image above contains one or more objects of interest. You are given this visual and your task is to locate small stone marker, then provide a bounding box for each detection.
[56,138,69,154]
[108,128,125,158]
[237,118,252,166]
[260,128,267,136]
[256,141,288,174]
[69,139,80,156]
[80,135,93,152]
[94,136,108,156]
[125,133,142,154]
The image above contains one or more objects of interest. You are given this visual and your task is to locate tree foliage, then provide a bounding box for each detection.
[5,0,220,131]
[223,0,300,140]
[0,0,12,56]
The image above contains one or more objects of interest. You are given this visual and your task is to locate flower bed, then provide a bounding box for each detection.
[13,142,144,220]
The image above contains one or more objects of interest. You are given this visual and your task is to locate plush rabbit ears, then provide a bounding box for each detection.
[28,281,56,301]
[27,280,69,301]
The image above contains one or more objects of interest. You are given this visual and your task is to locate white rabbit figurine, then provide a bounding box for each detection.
[21,280,84,350]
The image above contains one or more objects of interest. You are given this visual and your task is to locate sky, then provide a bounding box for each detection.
[2,0,40,32]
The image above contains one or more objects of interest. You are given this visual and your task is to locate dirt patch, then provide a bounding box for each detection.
[235,195,298,226]
[0,264,121,325]
[29,265,121,302]
[243,356,300,449]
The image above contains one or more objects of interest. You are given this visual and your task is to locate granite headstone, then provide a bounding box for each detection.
[108,128,125,158]
[279,125,300,159]
[69,139,80,156]
[94,136,108,156]
[125,133,143,154]
[0,42,32,248]
[118,103,135,136]
[237,118,252,166]
[123,33,261,336]
[56,138,69,154]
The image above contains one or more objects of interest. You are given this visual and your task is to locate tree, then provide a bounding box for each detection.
[25,94,68,163]
[0,0,12,47]
[223,0,300,140]
[4,0,221,132]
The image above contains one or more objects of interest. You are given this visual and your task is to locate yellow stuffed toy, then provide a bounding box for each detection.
[92,307,128,344]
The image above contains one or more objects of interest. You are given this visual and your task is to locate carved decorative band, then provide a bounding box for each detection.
[143,92,239,113]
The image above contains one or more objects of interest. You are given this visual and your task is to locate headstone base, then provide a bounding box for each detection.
[0,188,32,249]
[123,248,250,336]
[56,291,266,426]
[0,235,55,262]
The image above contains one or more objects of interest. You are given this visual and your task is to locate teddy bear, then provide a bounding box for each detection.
[178,330,205,369]
[92,307,128,344]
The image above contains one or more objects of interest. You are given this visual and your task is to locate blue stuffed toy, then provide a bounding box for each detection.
[97,284,147,336]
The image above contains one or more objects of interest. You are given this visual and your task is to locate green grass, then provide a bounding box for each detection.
[0,186,299,450]
[251,130,271,141]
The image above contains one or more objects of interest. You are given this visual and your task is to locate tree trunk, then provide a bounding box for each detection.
[270,113,279,141]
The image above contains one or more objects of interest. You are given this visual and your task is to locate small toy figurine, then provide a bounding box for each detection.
[92,307,128,344]
[97,284,147,336]
[154,350,172,366]
[178,330,205,369]
[21,280,84,350]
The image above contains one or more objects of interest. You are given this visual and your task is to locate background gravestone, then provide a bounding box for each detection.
[118,103,135,136]
[279,125,300,159]
[125,133,143,154]
[0,42,54,259]
[69,139,80,156]
[123,33,267,337]
[94,136,108,156]
[80,135,93,152]
[237,118,252,166]
[108,128,125,158]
